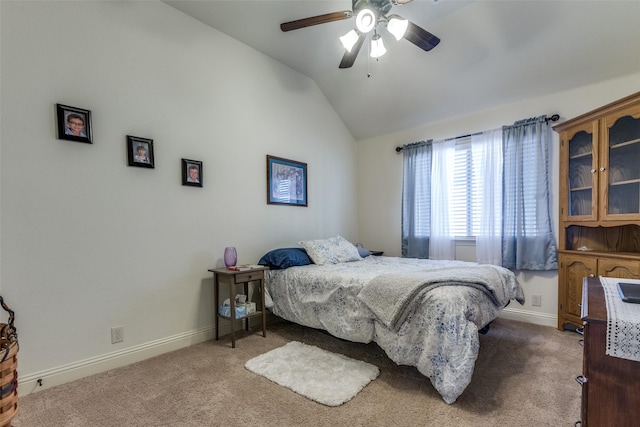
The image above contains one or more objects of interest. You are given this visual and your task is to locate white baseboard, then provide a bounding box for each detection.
[499,306,557,328]
[18,315,265,397]
[18,310,553,397]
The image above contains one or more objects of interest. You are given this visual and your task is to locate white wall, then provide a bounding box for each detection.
[356,73,640,327]
[0,1,357,394]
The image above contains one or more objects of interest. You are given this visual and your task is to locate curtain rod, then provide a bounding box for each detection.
[395,113,560,153]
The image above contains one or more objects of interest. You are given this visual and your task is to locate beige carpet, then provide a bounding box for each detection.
[13,317,582,426]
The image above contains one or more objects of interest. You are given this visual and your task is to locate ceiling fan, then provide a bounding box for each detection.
[280,0,440,69]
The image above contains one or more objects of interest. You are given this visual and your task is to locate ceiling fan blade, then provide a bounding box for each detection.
[404,21,440,51]
[280,11,353,32]
[339,33,366,69]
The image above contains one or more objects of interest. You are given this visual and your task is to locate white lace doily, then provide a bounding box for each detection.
[600,277,640,362]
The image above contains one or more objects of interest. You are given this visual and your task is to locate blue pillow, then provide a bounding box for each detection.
[258,248,313,270]
[357,246,371,257]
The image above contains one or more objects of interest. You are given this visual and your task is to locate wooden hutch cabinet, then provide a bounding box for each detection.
[555,91,640,330]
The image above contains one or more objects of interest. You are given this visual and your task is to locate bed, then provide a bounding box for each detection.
[258,236,525,404]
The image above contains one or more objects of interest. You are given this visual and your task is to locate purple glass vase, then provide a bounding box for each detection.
[224,247,237,268]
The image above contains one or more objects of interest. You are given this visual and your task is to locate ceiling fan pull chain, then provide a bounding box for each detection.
[367,37,372,78]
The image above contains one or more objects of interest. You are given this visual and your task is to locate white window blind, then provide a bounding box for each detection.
[414,156,431,237]
[449,137,481,238]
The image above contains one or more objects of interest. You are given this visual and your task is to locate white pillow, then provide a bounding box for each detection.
[298,235,362,265]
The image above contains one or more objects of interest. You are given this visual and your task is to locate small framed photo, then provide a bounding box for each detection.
[267,155,307,206]
[182,159,203,187]
[56,104,92,144]
[127,136,155,168]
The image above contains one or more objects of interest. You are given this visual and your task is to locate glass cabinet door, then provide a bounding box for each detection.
[565,123,597,220]
[602,104,640,219]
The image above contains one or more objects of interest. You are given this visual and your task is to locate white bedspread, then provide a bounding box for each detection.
[264,256,524,404]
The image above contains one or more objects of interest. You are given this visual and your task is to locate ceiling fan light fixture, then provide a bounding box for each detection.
[339,29,360,52]
[387,15,409,40]
[370,34,387,58]
[279,0,441,70]
[355,8,376,33]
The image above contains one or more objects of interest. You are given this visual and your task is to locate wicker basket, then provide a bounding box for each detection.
[0,297,18,427]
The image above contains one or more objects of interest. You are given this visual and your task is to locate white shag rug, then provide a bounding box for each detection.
[244,341,379,406]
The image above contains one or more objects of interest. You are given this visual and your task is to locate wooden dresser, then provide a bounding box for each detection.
[578,277,640,426]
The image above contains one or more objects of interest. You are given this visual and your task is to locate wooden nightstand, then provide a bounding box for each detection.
[208,266,268,348]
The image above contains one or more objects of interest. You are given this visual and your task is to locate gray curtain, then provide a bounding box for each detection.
[502,116,558,270]
[401,141,431,258]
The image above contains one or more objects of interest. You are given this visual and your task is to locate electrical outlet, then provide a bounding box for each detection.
[111,326,124,344]
[532,294,542,307]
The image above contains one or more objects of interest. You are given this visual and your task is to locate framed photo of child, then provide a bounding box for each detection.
[182,159,203,187]
[127,136,155,169]
[56,104,92,144]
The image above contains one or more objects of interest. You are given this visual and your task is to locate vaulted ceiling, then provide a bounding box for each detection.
[165,1,640,140]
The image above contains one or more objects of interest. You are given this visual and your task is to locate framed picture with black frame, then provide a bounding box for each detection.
[56,104,92,144]
[182,159,203,187]
[127,136,155,168]
[266,155,307,207]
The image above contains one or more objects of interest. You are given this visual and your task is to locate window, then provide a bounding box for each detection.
[402,117,557,270]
